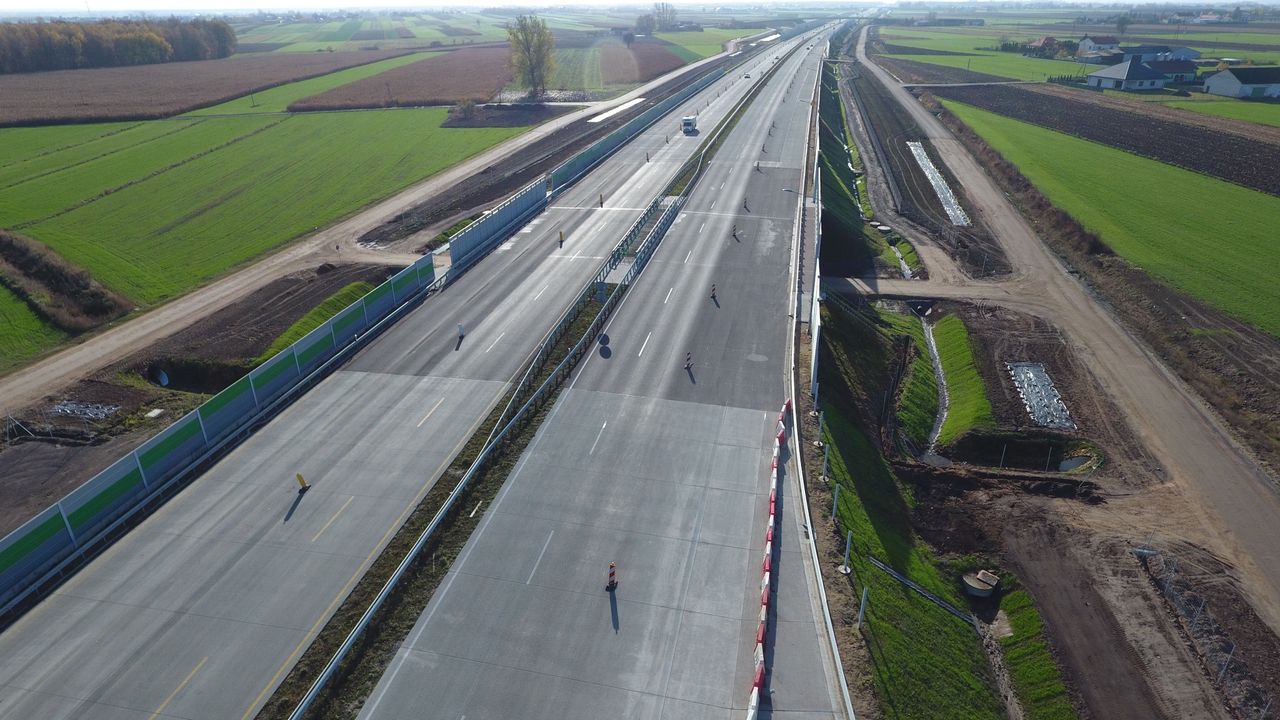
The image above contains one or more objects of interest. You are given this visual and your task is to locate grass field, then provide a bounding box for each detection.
[656,28,748,60]
[185,52,437,114]
[943,100,1280,336]
[999,588,1078,720]
[933,314,996,447]
[548,48,605,91]
[1166,98,1280,127]
[256,281,375,363]
[0,285,67,371]
[16,109,523,304]
[821,302,1004,720]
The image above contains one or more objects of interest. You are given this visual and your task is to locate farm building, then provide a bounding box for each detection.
[1087,60,1167,90]
[1148,60,1199,83]
[1028,36,1059,50]
[1118,45,1173,63]
[1203,66,1280,98]
[1164,46,1202,61]
[1078,34,1119,54]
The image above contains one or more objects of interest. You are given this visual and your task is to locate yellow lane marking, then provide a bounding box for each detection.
[416,398,446,428]
[149,656,207,720]
[311,496,355,543]
[240,412,485,720]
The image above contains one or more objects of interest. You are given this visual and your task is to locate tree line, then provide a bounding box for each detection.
[0,18,236,74]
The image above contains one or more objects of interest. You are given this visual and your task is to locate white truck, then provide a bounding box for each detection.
[681,115,696,134]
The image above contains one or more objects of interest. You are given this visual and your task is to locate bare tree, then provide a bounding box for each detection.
[1116,15,1132,36]
[635,14,655,34]
[653,2,677,31]
[507,15,555,98]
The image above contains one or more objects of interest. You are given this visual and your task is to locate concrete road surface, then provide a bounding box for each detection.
[0,42,801,720]
[360,35,842,720]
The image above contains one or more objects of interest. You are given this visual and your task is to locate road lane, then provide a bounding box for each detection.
[0,41,799,720]
[359,33,841,720]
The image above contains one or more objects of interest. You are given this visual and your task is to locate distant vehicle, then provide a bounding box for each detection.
[744,73,751,78]
[682,115,697,134]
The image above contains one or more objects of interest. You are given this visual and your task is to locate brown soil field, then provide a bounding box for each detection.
[0,49,414,125]
[288,46,512,109]
[0,262,396,536]
[873,55,1009,84]
[929,83,1280,196]
[0,49,414,126]
[236,43,290,53]
[601,39,687,85]
[435,24,481,37]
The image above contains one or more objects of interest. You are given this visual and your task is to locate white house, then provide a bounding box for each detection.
[1087,60,1167,90]
[1204,67,1280,98]
[1077,34,1119,54]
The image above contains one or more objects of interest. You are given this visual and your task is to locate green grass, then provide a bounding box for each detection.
[933,314,995,447]
[185,52,438,115]
[0,284,67,371]
[999,589,1078,720]
[547,48,604,91]
[820,302,1003,720]
[256,281,375,364]
[1166,98,1280,128]
[16,109,526,304]
[888,52,1087,82]
[882,310,938,448]
[943,99,1280,337]
[0,118,279,227]
[655,28,748,60]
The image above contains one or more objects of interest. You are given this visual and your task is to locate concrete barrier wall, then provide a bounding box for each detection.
[0,259,438,615]
[448,179,547,271]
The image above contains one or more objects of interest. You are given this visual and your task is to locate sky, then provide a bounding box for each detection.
[5,0,725,14]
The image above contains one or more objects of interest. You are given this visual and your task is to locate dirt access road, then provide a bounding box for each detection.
[0,50,736,413]
[846,26,1280,639]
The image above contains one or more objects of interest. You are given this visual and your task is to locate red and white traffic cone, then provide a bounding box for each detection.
[606,562,618,591]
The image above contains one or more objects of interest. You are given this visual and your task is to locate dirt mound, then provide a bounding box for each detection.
[0,229,130,332]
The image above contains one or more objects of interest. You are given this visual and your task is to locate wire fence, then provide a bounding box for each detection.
[1136,543,1275,719]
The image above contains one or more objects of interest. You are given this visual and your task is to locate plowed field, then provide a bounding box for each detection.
[288,46,512,109]
[929,84,1280,196]
[0,50,413,126]
[600,40,687,85]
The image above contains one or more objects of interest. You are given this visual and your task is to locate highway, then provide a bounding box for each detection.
[0,40,804,720]
[359,36,841,720]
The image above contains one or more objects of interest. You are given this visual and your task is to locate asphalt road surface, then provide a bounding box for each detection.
[0,41,804,720]
[359,36,841,720]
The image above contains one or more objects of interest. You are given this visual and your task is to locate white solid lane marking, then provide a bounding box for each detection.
[533,284,548,300]
[416,398,446,428]
[664,287,673,304]
[699,222,705,233]
[312,496,355,543]
[589,421,608,455]
[485,332,505,353]
[710,199,716,209]
[684,251,692,264]
[527,530,555,584]
[638,331,652,357]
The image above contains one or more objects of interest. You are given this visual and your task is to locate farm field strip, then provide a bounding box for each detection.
[186,51,438,115]
[0,121,196,189]
[656,28,751,60]
[290,46,511,109]
[548,47,604,91]
[943,99,1280,336]
[927,84,1280,195]
[23,109,527,304]
[0,118,280,228]
[1165,99,1280,128]
[0,123,139,168]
